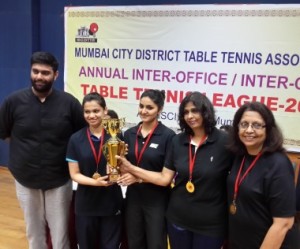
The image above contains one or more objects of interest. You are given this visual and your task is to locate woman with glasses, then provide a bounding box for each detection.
[227,101,297,249]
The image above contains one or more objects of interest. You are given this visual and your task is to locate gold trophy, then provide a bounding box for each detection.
[102,118,126,183]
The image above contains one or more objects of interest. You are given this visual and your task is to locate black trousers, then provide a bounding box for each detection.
[125,199,168,249]
[76,214,122,249]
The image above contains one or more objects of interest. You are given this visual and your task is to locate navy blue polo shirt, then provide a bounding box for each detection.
[124,122,175,206]
[165,127,234,237]
[66,127,123,216]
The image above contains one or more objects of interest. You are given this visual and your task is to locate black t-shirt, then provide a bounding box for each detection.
[67,127,123,216]
[227,152,297,249]
[165,128,234,237]
[0,88,86,189]
[124,122,175,206]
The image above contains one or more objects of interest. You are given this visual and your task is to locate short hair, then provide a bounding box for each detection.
[30,52,59,72]
[178,92,216,136]
[228,101,284,155]
[140,89,165,111]
[107,109,119,119]
[82,92,106,109]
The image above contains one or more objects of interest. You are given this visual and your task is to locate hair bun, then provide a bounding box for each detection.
[160,90,165,100]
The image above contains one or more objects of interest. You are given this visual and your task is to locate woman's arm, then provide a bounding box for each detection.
[116,155,175,186]
[260,217,294,249]
[68,161,111,187]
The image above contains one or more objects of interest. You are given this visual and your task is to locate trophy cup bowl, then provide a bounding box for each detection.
[102,118,125,183]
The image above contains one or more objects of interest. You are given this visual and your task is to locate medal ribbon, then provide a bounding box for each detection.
[86,128,105,172]
[233,152,262,200]
[135,122,158,166]
[188,135,207,181]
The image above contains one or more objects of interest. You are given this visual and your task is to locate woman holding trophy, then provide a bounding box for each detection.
[117,89,175,249]
[117,92,233,249]
[66,92,123,249]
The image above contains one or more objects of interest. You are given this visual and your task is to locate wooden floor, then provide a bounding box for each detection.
[0,166,28,249]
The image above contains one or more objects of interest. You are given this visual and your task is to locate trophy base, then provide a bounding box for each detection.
[108,173,120,183]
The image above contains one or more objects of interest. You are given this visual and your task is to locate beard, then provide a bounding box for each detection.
[31,79,54,93]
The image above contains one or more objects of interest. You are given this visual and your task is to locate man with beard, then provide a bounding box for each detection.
[0,52,86,249]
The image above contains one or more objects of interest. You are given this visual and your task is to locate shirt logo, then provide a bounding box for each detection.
[150,143,158,149]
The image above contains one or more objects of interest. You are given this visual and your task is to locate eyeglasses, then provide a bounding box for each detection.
[239,121,266,130]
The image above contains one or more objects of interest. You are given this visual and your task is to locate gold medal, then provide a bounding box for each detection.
[171,173,178,189]
[229,202,237,215]
[92,172,101,179]
[170,179,175,189]
[186,181,195,193]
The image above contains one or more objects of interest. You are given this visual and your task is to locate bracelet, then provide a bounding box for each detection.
[137,178,143,183]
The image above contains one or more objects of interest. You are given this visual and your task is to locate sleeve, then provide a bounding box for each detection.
[164,136,175,171]
[265,154,296,217]
[66,135,79,162]
[0,99,12,139]
[166,129,176,149]
[70,96,86,132]
[163,129,176,163]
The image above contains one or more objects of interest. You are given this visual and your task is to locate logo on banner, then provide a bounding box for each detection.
[75,23,98,43]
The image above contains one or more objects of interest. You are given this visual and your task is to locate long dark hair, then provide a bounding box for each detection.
[178,92,216,136]
[228,101,284,155]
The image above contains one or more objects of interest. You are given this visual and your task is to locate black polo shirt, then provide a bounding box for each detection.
[124,122,175,206]
[0,88,86,190]
[165,128,234,237]
[66,127,123,216]
[227,152,297,249]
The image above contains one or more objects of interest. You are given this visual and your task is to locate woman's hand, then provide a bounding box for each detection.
[117,173,138,186]
[94,175,114,187]
[116,155,133,173]
[116,156,176,187]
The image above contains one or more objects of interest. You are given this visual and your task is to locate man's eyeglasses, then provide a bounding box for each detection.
[239,121,266,130]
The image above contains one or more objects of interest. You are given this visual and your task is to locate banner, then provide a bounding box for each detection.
[64,4,300,149]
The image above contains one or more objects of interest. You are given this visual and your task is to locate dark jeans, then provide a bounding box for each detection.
[167,222,224,249]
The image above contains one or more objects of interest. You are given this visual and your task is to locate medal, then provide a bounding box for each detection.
[229,202,237,215]
[170,172,178,189]
[186,181,195,193]
[87,128,105,180]
[92,172,101,179]
[231,152,262,216]
[187,135,207,194]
